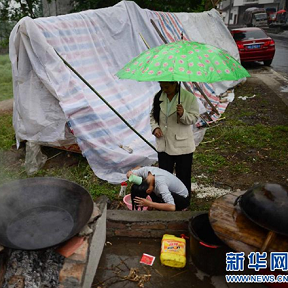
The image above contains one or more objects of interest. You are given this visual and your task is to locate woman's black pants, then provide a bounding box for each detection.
[158,152,193,198]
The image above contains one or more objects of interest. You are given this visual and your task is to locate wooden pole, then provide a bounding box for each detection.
[55,50,157,152]
[139,33,150,50]
[260,231,276,253]
[193,82,220,115]
[150,19,167,44]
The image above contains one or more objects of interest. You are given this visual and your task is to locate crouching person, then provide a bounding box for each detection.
[126,166,190,211]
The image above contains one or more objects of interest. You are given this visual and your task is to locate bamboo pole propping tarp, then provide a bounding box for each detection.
[55,50,157,152]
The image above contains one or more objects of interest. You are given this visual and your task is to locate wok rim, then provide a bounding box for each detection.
[0,177,94,250]
[239,183,288,236]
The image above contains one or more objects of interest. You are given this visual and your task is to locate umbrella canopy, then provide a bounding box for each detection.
[116,40,250,83]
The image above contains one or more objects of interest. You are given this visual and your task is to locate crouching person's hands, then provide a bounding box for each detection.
[134,197,175,211]
[126,170,133,178]
[134,197,152,208]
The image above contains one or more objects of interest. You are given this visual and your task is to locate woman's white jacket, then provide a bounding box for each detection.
[150,87,200,155]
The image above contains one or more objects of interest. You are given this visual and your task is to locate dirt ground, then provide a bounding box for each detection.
[1,73,288,209]
[194,75,288,191]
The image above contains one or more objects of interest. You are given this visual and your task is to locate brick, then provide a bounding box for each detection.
[59,262,85,284]
[150,230,169,238]
[67,238,89,263]
[8,275,25,288]
[167,222,188,231]
[130,223,166,230]
[106,230,116,238]
[106,221,127,229]
[0,263,6,287]
[115,229,151,238]
[164,230,188,237]
[56,236,85,258]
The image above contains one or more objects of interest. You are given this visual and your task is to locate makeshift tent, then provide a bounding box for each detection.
[9,1,242,183]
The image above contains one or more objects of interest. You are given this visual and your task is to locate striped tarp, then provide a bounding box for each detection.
[10,2,238,183]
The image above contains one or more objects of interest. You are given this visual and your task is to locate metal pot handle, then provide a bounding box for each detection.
[234,195,242,206]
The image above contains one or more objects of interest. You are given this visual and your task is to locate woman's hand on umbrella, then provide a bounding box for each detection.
[153,128,163,138]
[177,104,184,117]
[134,196,152,208]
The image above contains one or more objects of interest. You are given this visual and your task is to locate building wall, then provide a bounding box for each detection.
[222,6,239,24]
[42,0,72,17]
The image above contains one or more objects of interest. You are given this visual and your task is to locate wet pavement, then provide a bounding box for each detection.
[93,237,267,288]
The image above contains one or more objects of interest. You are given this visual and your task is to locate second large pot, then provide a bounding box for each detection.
[235,183,288,236]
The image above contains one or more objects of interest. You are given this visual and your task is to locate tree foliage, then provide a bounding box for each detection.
[0,0,43,21]
[0,0,43,48]
[71,0,211,13]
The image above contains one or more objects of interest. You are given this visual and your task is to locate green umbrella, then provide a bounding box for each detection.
[116,40,249,83]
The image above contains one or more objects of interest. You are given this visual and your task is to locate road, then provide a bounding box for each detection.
[238,29,288,78]
[268,31,288,76]
[239,30,288,105]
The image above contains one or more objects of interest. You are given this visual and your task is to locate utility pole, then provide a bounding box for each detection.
[227,0,232,27]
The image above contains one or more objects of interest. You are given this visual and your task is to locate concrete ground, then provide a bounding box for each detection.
[93,237,267,288]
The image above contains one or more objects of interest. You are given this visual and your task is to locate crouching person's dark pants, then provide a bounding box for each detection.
[150,192,190,211]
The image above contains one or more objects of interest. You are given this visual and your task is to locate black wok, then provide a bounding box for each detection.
[234,183,288,236]
[0,177,94,250]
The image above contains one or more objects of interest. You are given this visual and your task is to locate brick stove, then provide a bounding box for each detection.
[0,196,108,288]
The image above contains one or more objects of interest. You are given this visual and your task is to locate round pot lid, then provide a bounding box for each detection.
[237,183,288,236]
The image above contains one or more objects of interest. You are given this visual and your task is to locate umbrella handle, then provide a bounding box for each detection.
[177,82,181,123]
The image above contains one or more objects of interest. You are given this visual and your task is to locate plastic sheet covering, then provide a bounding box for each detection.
[176,9,242,95]
[25,142,48,175]
[9,1,241,183]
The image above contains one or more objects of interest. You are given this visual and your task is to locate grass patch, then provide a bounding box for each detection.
[199,123,286,152]
[0,113,14,150]
[194,113,288,186]
[189,196,214,211]
[194,153,227,173]
[34,159,119,201]
[1,76,288,210]
[0,54,13,101]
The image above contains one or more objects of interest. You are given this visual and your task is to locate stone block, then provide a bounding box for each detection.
[59,262,85,286]
[88,204,101,223]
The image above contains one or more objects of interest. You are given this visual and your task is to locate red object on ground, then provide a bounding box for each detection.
[140,253,155,266]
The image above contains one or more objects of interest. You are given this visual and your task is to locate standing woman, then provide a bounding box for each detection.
[150,82,199,198]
